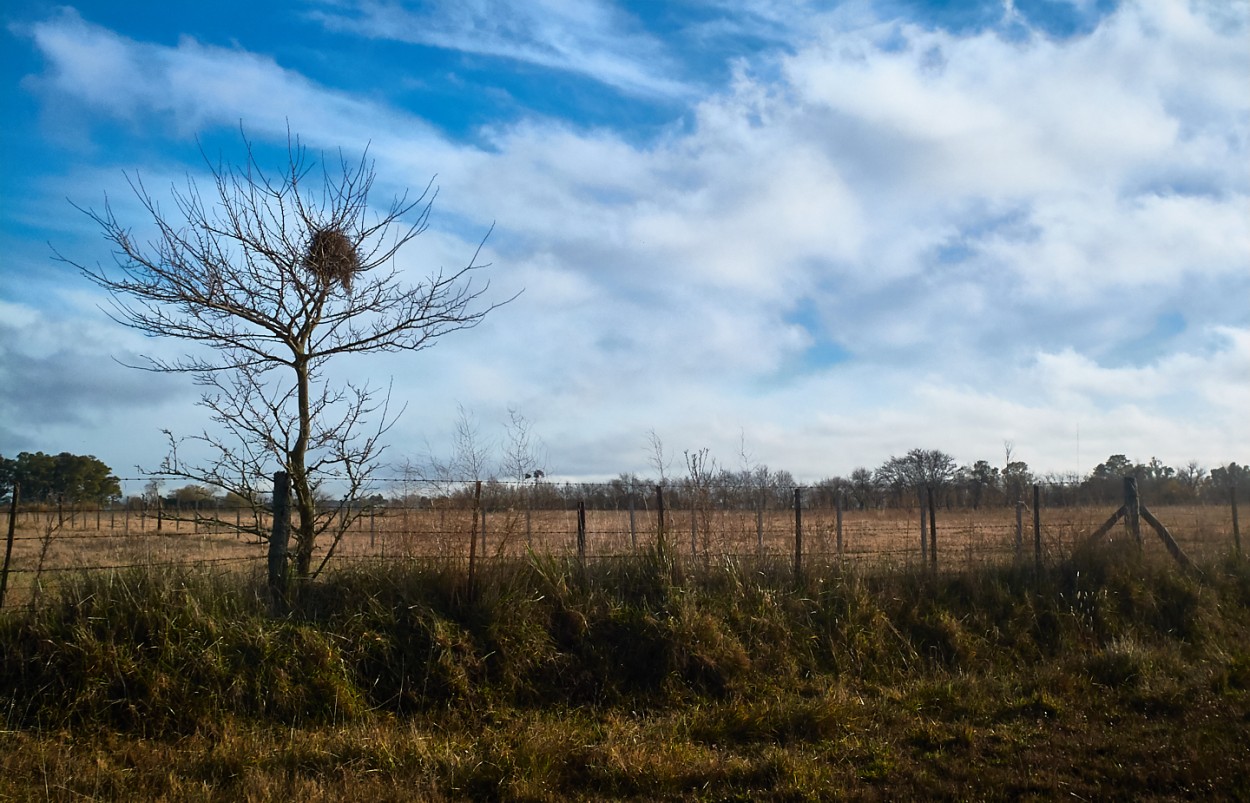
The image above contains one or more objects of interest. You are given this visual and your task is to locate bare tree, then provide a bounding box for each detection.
[646,429,671,485]
[66,133,510,578]
[501,406,548,484]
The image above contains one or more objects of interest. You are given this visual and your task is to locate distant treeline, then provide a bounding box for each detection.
[392,449,1249,512]
[0,451,120,505]
[4,448,1247,512]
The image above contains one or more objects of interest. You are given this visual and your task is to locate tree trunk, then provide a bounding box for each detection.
[292,357,317,578]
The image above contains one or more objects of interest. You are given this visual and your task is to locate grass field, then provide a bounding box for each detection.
[3,500,1240,598]
[2,541,1249,800]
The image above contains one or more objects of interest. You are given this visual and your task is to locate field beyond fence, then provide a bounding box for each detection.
[1,477,1243,609]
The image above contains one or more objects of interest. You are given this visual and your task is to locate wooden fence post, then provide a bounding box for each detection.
[1015,500,1024,561]
[1,483,19,609]
[628,491,637,550]
[577,500,587,564]
[468,481,482,598]
[267,471,291,598]
[1124,476,1141,547]
[927,486,937,571]
[793,487,803,584]
[656,485,666,551]
[690,503,698,557]
[919,489,928,564]
[1232,487,1242,557]
[756,491,765,555]
[1033,484,1042,572]
[836,495,844,560]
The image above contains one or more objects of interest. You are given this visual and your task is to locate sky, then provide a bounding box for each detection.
[1,0,1247,493]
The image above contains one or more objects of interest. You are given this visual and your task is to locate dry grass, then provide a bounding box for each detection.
[2,502,1239,607]
[3,546,1249,800]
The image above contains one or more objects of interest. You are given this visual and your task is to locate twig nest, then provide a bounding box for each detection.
[303,227,360,292]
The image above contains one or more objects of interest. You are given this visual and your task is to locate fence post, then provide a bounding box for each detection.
[1124,476,1141,547]
[690,504,698,557]
[468,481,482,598]
[927,486,938,571]
[656,485,666,551]
[1033,484,1042,572]
[756,491,765,555]
[836,495,844,560]
[793,487,803,584]
[577,500,587,564]
[919,489,928,564]
[1015,500,1024,561]
[268,471,291,598]
[1232,487,1242,557]
[1,483,19,609]
[628,491,637,550]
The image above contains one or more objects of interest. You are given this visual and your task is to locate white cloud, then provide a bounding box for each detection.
[309,0,691,99]
[10,1,1249,480]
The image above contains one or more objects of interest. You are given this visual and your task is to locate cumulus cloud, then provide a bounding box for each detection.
[10,0,1249,479]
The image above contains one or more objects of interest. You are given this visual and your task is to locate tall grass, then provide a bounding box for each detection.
[3,541,1249,799]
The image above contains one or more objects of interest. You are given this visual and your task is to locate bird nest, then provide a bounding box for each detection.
[303,227,361,292]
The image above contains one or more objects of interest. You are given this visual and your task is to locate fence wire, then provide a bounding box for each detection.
[2,479,1243,610]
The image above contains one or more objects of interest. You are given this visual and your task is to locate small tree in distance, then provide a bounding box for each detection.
[66,132,511,578]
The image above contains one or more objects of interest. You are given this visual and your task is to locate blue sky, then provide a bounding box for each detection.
[1,0,1247,491]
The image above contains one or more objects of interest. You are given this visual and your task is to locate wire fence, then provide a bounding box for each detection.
[1,477,1244,609]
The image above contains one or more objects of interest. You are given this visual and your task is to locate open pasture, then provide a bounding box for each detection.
[2,500,1240,607]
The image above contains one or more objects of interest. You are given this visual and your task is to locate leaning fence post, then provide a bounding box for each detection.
[1,483,20,609]
[268,471,291,598]
[793,487,803,584]
[1232,487,1242,557]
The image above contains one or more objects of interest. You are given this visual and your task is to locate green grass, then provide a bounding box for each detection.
[3,542,1250,800]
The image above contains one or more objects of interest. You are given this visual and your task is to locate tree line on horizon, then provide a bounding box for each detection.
[391,446,1249,512]
[3,448,1247,514]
